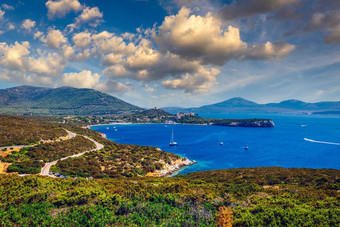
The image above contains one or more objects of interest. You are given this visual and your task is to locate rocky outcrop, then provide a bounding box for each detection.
[146,158,196,177]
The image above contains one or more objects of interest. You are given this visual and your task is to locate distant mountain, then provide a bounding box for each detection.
[0,85,143,115]
[162,98,340,114]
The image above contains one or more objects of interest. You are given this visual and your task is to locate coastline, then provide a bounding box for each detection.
[88,123,197,177]
[146,158,196,177]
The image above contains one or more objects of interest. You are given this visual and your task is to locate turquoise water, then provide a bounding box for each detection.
[91,114,340,175]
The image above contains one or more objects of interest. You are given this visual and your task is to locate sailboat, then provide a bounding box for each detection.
[169,129,178,146]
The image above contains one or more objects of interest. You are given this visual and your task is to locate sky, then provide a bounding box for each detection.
[0,0,339,108]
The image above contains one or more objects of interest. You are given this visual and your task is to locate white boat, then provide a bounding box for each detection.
[169,129,178,146]
[244,145,248,150]
[219,141,223,145]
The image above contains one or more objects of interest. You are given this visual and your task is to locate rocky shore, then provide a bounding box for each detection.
[146,158,196,177]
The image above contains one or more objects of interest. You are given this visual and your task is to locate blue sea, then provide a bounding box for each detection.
[91,113,340,175]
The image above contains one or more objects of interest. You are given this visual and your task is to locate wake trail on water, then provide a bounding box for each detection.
[304,138,340,146]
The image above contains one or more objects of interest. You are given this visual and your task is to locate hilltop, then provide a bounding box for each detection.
[0,86,143,115]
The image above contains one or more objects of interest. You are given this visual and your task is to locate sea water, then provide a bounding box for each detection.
[91,113,340,175]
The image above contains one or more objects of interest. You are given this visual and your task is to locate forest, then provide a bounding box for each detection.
[0,167,339,226]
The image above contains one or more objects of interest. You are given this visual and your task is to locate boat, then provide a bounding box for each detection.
[114,129,118,132]
[169,129,178,146]
[244,145,248,150]
[106,127,109,129]
[219,141,223,145]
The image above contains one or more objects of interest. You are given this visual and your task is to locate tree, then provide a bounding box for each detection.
[216,206,234,227]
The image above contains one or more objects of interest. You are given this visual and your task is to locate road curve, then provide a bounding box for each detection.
[40,134,104,177]
[0,129,77,151]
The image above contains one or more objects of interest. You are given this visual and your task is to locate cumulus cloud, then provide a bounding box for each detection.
[153,7,294,66]
[21,19,36,30]
[163,67,220,93]
[153,7,246,65]
[0,41,67,87]
[27,52,66,76]
[72,32,92,47]
[43,28,67,49]
[1,4,14,10]
[69,6,103,30]
[61,69,132,93]
[46,0,82,19]
[0,41,30,70]
[61,70,100,88]
[76,6,103,25]
[126,39,160,68]
[218,0,299,21]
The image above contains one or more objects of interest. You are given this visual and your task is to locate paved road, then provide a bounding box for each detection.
[0,129,77,151]
[40,134,104,177]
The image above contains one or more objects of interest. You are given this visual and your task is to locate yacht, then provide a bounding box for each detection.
[169,129,178,146]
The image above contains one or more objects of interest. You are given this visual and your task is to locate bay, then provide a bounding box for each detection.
[91,113,340,175]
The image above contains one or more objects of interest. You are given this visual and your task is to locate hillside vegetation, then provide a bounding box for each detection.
[0,115,188,177]
[51,141,183,178]
[0,115,66,147]
[0,86,143,115]
[0,167,339,226]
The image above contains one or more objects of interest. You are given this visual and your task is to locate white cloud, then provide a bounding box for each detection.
[1,4,14,10]
[244,41,295,60]
[21,19,36,30]
[103,65,128,77]
[126,39,160,68]
[72,32,92,47]
[153,7,246,65]
[60,69,132,93]
[162,67,220,93]
[71,6,103,29]
[34,31,43,39]
[61,70,100,88]
[0,41,30,70]
[103,53,124,65]
[95,80,133,93]
[46,0,82,19]
[8,23,15,30]
[43,28,67,49]
[0,9,4,21]
[152,6,295,68]
[27,52,65,76]
[77,7,103,24]
[61,45,75,58]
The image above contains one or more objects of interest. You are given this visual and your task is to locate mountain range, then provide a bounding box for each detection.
[162,97,340,114]
[0,86,339,115]
[0,85,142,115]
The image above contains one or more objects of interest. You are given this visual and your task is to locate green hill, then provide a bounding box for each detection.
[0,86,143,115]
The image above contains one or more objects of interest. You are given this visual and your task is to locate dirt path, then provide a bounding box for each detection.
[40,135,104,177]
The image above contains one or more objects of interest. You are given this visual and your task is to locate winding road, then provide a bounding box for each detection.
[40,134,104,177]
[0,129,77,151]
